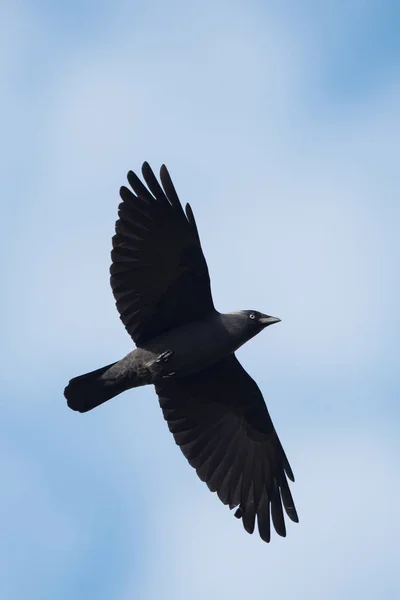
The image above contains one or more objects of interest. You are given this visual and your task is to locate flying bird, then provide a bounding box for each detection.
[64,162,299,542]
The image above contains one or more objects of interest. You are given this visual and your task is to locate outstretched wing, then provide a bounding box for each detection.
[156,354,298,542]
[110,162,215,346]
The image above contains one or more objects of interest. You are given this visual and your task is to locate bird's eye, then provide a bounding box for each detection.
[249,313,256,319]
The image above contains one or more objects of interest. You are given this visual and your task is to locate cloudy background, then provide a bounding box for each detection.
[2,0,399,598]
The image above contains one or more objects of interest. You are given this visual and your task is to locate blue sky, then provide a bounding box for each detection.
[1,0,399,598]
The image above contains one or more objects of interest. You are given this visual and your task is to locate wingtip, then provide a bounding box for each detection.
[126,169,140,186]
[276,529,287,538]
[185,202,194,223]
[141,161,151,175]
[286,469,295,483]
[273,515,287,538]
[258,519,271,543]
[286,503,299,523]
[160,163,169,178]
[234,506,242,519]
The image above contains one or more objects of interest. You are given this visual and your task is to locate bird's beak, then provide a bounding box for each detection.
[259,316,281,325]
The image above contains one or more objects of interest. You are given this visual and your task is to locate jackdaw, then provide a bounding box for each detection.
[64,162,299,542]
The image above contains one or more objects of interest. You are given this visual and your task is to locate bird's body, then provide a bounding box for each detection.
[138,312,236,377]
[67,311,279,409]
[64,162,298,542]
[141,311,279,376]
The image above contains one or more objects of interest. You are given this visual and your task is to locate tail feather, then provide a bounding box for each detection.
[64,362,128,413]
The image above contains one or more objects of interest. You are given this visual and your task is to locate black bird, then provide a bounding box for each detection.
[64,162,299,542]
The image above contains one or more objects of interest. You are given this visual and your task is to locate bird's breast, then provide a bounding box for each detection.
[141,314,235,377]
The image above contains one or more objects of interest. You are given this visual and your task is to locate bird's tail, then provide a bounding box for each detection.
[64,362,131,413]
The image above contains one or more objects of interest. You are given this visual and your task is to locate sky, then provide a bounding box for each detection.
[1,0,399,598]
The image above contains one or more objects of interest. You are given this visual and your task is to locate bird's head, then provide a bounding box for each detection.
[223,310,281,348]
[240,310,281,330]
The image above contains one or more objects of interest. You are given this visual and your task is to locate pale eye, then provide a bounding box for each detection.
[249,313,256,319]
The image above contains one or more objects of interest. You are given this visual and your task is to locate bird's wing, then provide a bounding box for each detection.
[110,162,215,345]
[155,354,298,542]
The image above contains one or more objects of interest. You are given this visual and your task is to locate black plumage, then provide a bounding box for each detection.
[111,163,214,345]
[64,162,299,542]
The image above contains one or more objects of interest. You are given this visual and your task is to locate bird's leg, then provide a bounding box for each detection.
[161,371,176,379]
[156,349,174,364]
[147,349,176,380]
